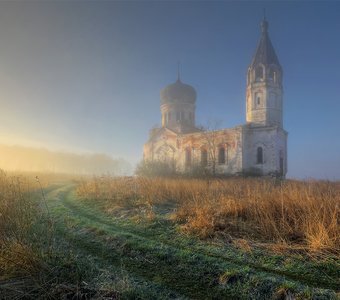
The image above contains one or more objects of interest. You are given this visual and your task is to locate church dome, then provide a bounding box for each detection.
[160,79,196,105]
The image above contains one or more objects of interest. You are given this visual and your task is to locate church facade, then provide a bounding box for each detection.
[143,19,288,177]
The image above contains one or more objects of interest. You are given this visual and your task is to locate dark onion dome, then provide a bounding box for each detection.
[160,79,196,105]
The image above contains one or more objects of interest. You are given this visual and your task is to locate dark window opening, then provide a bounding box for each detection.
[268,68,278,83]
[255,66,264,80]
[201,149,208,167]
[255,92,262,107]
[257,147,263,164]
[268,69,273,80]
[218,147,225,164]
[185,148,191,167]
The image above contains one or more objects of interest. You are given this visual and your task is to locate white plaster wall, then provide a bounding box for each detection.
[174,127,243,174]
[144,127,244,175]
[242,125,287,176]
[144,125,287,177]
[246,82,283,128]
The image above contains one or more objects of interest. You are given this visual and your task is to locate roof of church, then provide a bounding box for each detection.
[160,78,196,105]
[250,19,281,69]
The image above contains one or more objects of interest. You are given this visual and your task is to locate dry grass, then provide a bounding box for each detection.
[0,170,43,279]
[77,176,340,254]
[0,171,89,298]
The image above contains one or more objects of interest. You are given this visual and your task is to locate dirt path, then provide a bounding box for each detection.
[45,183,339,299]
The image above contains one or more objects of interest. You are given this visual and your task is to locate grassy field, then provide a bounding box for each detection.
[0,173,339,299]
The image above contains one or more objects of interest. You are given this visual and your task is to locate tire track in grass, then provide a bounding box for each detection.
[46,184,188,299]
[53,222,242,299]
[52,185,339,291]
[48,186,265,299]
[49,188,242,299]
[47,184,339,298]
[57,187,340,291]
[53,232,188,300]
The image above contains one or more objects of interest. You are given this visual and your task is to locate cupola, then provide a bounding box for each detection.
[160,73,197,132]
[160,78,196,105]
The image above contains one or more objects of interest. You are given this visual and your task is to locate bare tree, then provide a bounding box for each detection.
[199,119,222,176]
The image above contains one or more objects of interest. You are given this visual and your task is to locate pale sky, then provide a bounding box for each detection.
[0,1,339,179]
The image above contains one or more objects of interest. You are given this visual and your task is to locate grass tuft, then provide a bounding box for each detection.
[77,176,340,254]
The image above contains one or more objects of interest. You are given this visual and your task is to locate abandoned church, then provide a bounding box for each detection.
[143,19,288,177]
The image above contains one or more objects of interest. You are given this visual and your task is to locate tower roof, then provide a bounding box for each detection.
[250,19,281,69]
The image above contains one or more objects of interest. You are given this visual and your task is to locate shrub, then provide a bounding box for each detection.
[135,160,177,177]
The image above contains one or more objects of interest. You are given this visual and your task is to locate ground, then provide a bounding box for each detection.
[18,180,337,300]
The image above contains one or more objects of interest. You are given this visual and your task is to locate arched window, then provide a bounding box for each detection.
[255,92,262,107]
[268,68,278,83]
[180,111,184,121]
[257,147,263,164]
[273,71,277,83]
[176,111,180,122]
[255,66,264,81]
[268,68,274,81]
[201,149,208,167]
[185,148,191,167]
[218,147,225,164]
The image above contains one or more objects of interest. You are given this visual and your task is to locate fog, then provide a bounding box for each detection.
[0,2,339,179]
[0,144,132,175]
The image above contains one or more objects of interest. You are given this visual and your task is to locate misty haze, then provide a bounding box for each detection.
[0,1,339,299]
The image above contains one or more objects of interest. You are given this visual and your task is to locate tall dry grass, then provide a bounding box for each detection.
[77,176,340,253]
[0,170,44,278]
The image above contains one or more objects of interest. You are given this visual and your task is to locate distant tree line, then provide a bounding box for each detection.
[0,144,132,175]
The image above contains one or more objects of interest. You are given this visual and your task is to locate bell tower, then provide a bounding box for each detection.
[246,18,283,128]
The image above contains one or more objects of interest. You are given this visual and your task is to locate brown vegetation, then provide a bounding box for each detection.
[0,171,91,298]
[77,176,340,254]
[0,170,42,279]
